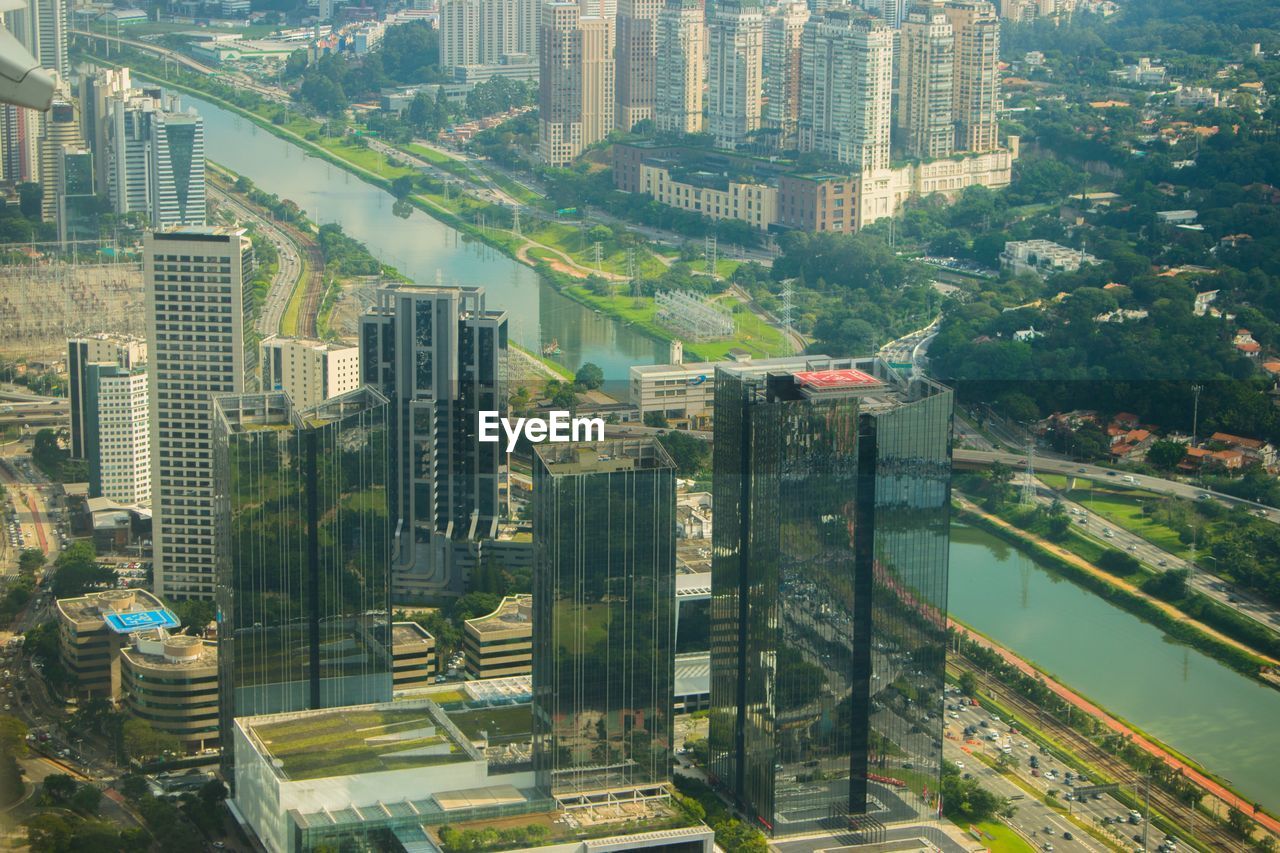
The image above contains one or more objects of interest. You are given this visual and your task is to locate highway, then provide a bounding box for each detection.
[209,182,303,337]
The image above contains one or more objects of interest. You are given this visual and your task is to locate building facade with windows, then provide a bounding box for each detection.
[120,631,220,752]
[359,285,507,601]
[707,0,764,150]
[68,333,147,460]
[84,363,151,505]
[259,335,360,412]
[709,359,952,835]
[463,593,533,678]
[146,226,254,600]
[653,0,705,135]
[531,440,676,798]
[213,388,392,778]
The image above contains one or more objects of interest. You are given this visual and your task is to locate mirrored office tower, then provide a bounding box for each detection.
[709,359,952,837]
[532,440,677,799]
[360,286,507,602]
[214,389,392,776]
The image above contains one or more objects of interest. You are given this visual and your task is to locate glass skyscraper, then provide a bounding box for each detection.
[709,359,952,836]
[213,388,393,776]
[360,285,508,602]
[532,439,677,798]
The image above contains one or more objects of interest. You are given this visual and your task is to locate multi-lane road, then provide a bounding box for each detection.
[209,183,303,338]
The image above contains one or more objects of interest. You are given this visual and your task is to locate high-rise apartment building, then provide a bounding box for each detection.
[146,226,255,600]
[68,334,147,459]
[615,0,663,132]
[213,389,392,777]
[38,93,79,222]
[538,2,614,167]
[763,0,809,150]
[653,0,705,135]
[439,0,539,70]
[0,104,39,183]
[709,359,952,836]
[7,0,68,79]
[861,0,908,28]
[799,8,894,171]
[84,363,151,505]
[80,66,133,197]
[359,285,507,601]
[898,2,955,160]
[259,335,360,412]
[532,440,676,797]
[707,0,764,150]
[944,0,1000,153]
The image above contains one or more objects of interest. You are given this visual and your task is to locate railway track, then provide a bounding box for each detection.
[954,658,1244,851]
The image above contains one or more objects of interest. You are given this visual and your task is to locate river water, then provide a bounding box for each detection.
[181,92,667,380]
[950,522,1280,812]
[184,90,1280,813]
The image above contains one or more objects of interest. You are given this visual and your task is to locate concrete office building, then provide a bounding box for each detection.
[388,622,437,689]
[615,0,663,133]
[145,226,254,600]
[213,388,392,779]
[259,335,360,411]
[898,2,955,160]
[463,593,533,678]
[359,285,508,601]
[538,2,614,166]
[120,631,220,752]
[56,588,176,699]
[944,0,1001,153]
[763,0,809,150]
[653,0,704,135]
[84,363,151,505]
[532,440,676,798]
[38,93,79,222]
[439,0,539,71]
[706,0,764,150]
[799,8,894,171]
[709,358,953,835]
[629,353,855,424]
[106,91,207,228]
[68,333,147,459]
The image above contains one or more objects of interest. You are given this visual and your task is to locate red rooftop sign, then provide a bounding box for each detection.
[793,369,882,389]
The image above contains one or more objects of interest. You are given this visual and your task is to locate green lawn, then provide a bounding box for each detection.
[446,705,533,744]
[252,705,466,779]
[1063,483,1190,557]
[1037,473,1073,490]
[963,820,1036,853]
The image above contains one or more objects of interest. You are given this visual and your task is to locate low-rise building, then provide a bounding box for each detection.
[259,336,361,411]
[1001,239,1099,277]
[628,353,855,424]
[120,631,219,752]
[637,161,779,231]
[56,588,179,699]
[391,621,437,689]
[463,594,533,678]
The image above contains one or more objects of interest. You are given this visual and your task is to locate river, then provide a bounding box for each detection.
[185,89,1280,813]
[180,92,667,381]
[950,522,1280,812]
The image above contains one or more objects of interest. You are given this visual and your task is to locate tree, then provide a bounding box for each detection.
[121,719,180,762]
[69,784,102,815]
[17,183,41,219]
[390,175,415,200]
[643,411,668,428]
[50,542,114,599]
[1097,550,1141,576]
[172,599,215,632]
[574,362,604,391]
[18,548,44,574]
[41,773,78,804]
[1142,569,1189,601]
[0,714,28,758]
[958,670,978,698]
[1146,440,1188,470]
[657,430,710,477]
[1227,806,1253,837]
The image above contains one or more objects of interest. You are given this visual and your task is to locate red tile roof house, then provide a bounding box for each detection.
[1112,412,1141,430]
[1209,432,1277,467]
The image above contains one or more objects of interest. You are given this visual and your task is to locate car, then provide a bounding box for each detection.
[1157,559,1167,566]
[1031,768,1039,776]
[1198,493,1212,500]
[1077,468,1087,473]
[1042,845,1054,852]
[1063,832,1074,841]
[954,761,964,769]
[1106,471,1118,477]
[1043,826,1055,835]
[1127,544,1138,551]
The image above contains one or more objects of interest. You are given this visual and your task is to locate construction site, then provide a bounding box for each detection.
[0,251,144,361]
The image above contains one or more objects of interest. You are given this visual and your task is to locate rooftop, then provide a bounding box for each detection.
[535,439,675,477]
[120,631,217,671]
[465,594,533,635]
[392,621,434,649]
[56,588,174,631]
[242,700,477,781]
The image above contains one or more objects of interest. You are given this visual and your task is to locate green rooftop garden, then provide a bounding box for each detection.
[251,705,469,779]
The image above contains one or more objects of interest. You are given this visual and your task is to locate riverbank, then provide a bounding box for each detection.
[83,45,791,362]
[954,496,1279,682]
[950,619,1280,844]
